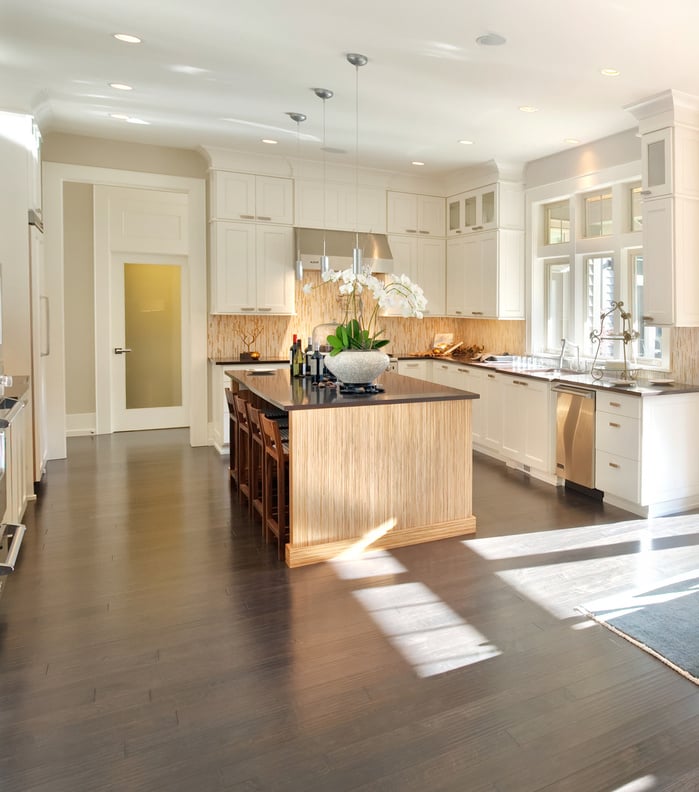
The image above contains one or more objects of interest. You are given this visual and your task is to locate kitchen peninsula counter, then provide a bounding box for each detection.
[227,369,479,567]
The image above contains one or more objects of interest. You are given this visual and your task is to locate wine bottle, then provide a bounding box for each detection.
[293,339,303,377]
[304,336,313,377]
[311,343,324,383]
[289,334,298,375]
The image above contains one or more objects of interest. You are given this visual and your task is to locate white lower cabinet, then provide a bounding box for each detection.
[501,376,551,471]
[481,371,503,453]
[451,365,484,442]
[396,359,429,380]
[431,361,456,387]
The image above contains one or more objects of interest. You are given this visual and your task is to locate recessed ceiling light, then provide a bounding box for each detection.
[109,113,130,120]
[412,161,425,166]
[564,138,581,145]
[476,33,507,46]
[262,139,278,145]
[113,33,141,44]
[519,106,539,113]
[601,68,620,77]
[458,139,474,145]
[109,83,133,91]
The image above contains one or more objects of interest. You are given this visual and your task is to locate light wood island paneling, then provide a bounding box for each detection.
[227,369,477,566]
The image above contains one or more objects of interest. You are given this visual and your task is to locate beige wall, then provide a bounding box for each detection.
[43,133,207,179]
[63,182,95,415]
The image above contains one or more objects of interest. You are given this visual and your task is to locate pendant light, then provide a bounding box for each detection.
[286,111,307,280]
[346,52,368,275]
[313,88,334,276]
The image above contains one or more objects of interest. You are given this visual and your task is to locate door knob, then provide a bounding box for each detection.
[114,347,132,354]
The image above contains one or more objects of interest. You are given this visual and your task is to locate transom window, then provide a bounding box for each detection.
[583,189,612,237]
[543,200,570,244]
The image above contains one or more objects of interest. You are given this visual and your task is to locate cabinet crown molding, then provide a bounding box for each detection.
[625,89,699,132]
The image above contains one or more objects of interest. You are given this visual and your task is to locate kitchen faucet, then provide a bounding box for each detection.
[558,339,580,371]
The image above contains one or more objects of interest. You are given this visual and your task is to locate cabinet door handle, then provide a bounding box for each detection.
[457,368,469,373]
[455,230,462,234]
[640,190,652,196]
[473,225,484,231]
[609,401,621,408]
[609,462,621,469]
[488,374,496,379]
[513,380,529,386]
[455,310,463,315]
[642,315,654,322]
[418,230,430,234]
[471,311,484,316]
[405,228,417,233]
[257,307,272,312]
[609,421,621,428]
[256,215,272,221]
[241,307,255,312]
[239,214,255,220]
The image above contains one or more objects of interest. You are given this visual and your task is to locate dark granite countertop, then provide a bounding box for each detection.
[226,369,478,411]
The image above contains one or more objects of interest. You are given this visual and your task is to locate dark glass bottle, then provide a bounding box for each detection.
[304,336,313,377]
[289,334,298,375]
[310,344,324,384]
[292,340,303,377]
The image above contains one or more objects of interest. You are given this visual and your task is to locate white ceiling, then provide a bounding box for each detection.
[3,0,699,175]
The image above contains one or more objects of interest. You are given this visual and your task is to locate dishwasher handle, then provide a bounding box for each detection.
[0,523,26,575]
[551,384,596,399]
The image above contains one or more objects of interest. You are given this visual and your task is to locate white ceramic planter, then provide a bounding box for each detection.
[323,349,390,386]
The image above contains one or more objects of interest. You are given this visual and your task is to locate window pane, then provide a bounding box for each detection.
[585,255,615,355]
[630,251,663,361]
[630,184,642,232]
[584,191,612,237]
[544,200,570,244]
[545,260,571,350]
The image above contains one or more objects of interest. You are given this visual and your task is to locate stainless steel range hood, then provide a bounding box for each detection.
[294,228,393,274]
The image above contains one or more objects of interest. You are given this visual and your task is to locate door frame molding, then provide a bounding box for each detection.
[43,163,207,456]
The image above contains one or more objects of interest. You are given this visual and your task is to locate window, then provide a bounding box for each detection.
[544,259,571,350]
[544,200,570,244]
[583,189,612,237]
[629,183,643,232]
[629,249,665,362]
[584,255,615,355]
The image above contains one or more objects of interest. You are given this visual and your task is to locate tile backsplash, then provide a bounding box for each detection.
[208,272,526,360]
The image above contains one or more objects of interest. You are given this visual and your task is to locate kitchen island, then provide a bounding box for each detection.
[227,369,479,567]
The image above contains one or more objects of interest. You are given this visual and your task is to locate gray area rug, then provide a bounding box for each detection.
[579,569,699,685]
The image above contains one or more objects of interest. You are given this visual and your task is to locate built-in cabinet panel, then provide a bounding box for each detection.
[387,191,444,236]
[3,397,32,524]
[387,235,445,316]
[451,365,484,442]
[446,229,524,319]
[501,376,551,471]
[481,371,503,453]
[396,359,428,380]
[212,172,294,224]
[294,181,386,232]
[210,222,294,314]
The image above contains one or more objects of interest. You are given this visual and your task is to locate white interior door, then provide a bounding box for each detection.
[111,253,189,431]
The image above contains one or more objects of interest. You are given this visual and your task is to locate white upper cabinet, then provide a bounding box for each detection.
[447,181,523,236]
[294,180,386,232]
[210,221,294,314]
[640,125,699,200]
[387,235,445,316]
[211,172,294,224]
[387,192,444,236]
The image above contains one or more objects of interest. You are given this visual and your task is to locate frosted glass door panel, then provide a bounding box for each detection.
[124,263,182,410]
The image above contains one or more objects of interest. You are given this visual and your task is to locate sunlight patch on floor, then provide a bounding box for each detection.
[611,775,657,792]
[329,549,408,580]
[353,582,500,677]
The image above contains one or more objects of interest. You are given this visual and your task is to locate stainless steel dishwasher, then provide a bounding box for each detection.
[552,383,597,490]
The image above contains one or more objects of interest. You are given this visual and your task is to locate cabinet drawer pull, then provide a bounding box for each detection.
[609,421,621,428]
[457,368,469,373]
[609,401,621,408]
[258,307,272,312]
[455,230,462,234]
[471,311,484,316]
[239,214,255,220]
[455,310,463,315]
[256,215,272,221]
[640,189,652,196]
[513,380,529,386]
[241,307,255,312]
[406,363,419,368]
[405,228,417,233]
[642,315,654,322]
[488,374,496,379]
[473,225,484,231]
[608,462,621,469]
[419,230,430,234]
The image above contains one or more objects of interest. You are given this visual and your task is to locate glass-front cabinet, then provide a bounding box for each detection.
[447,184,497,235]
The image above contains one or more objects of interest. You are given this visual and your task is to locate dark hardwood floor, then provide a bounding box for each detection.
[1,430,699,791]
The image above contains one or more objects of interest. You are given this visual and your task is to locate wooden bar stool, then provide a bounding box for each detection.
[259,413,290,561]
[224,388,238,488]
[233,394,252,508]
[245,402,265,525]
